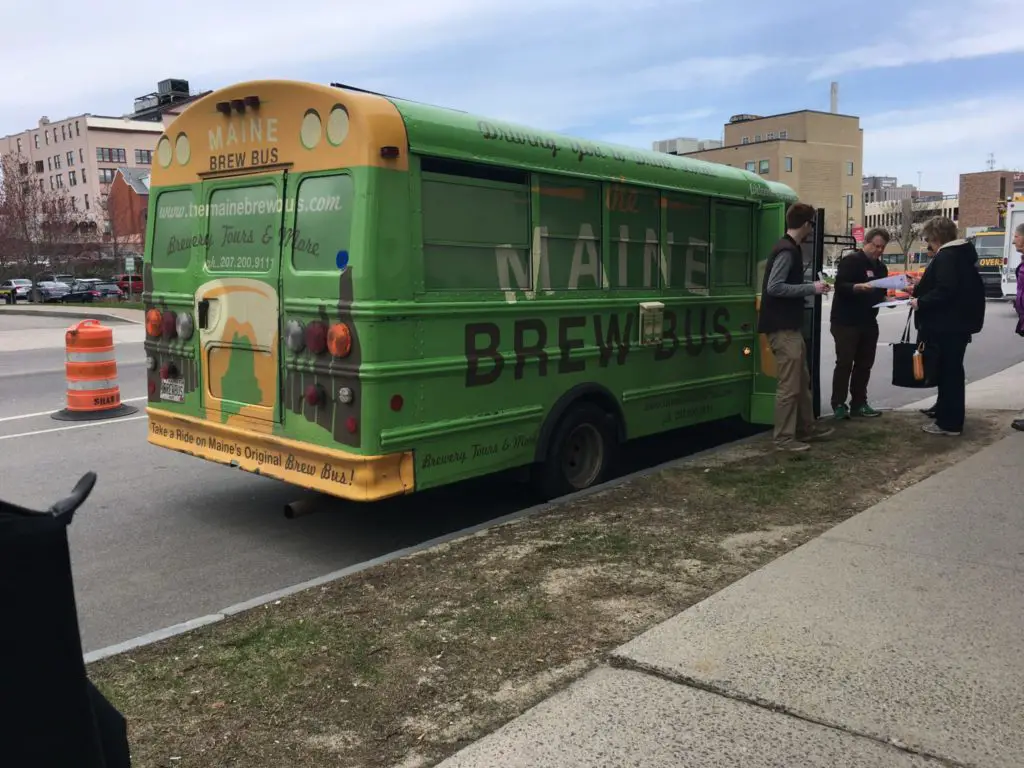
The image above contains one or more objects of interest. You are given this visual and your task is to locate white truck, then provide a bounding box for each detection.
[1001,197,1024,302]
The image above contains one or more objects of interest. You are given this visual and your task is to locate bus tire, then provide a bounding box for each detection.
[531,402,617,500]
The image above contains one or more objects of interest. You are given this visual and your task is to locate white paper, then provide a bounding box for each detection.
[873,298,912,308]
[866,274,908,290]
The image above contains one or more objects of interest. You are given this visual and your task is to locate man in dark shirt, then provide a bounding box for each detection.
[757,202,833,451]
[829,227,891,419]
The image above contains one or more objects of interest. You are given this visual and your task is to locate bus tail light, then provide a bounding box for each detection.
[305,384,325,406]
[327,322,352,358]
[345,417,358,434]
[284,319,306,353]
[305,321,328,354]
[160,310,178,339]
[145,309,163,337]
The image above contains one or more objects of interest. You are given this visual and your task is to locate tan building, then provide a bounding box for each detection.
[681,110,864,235]
[1,114,163,230]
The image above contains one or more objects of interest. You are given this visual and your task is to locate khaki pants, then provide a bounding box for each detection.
[767,329,815,445]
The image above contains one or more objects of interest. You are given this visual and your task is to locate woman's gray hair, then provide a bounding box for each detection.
[920,216,959,245]
[1016,222,1024,237]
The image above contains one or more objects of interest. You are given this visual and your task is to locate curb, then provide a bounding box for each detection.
[83,426,768,664]
[0,307,142,325]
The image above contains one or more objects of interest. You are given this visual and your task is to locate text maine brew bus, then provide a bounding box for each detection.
[142,79,799,501]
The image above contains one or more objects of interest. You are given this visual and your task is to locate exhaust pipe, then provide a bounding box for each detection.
[284,497,318,519]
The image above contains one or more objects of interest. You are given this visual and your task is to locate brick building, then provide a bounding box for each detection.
[957,170,1015,230]
[106,167,150,250]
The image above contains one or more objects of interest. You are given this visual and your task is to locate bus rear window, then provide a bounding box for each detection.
[152,189,197,269]
[206,184,279,273]
[291,173,354,271]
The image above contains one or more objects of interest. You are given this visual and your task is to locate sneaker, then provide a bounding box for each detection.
[775,440,811,452]
[833,404,850,420]
[922,423,961,436]
[852,404,882,418]
[799,425,835,441]
[921,407,937,418]
[1011,419,1024,432]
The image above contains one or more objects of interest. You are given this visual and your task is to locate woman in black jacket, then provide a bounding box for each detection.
[910,216,986,436]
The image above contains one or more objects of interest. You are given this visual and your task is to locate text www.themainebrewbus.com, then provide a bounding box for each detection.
[158,196,344,219]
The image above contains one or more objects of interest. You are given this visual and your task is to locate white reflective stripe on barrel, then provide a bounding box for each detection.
[66,378,118,390]
[66,350,115,363]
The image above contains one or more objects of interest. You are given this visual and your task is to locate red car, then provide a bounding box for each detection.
[112,273,143,297]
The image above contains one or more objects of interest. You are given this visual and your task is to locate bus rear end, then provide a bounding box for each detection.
[971,230,1006,298]
[142,80,415,501]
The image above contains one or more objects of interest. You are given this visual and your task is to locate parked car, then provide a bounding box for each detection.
[65,279,123,302]
[30,281,71,303]
[37,273,75,286]
[0,278,32,302]
[92,281,124,301]
[112,273,143,297]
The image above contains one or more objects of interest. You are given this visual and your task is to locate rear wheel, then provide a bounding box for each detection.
[532,402,617,500]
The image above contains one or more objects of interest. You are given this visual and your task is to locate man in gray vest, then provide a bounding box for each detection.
[757,202,833,451]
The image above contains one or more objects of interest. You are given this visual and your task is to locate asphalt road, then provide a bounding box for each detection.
[817,296,1024,411]
[2,303,1021,654]
[0,315,758,653]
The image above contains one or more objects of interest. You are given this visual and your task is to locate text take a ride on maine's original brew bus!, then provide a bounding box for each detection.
[142,79,801,503]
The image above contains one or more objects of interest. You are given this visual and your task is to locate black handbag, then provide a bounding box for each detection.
[891,309,936,388]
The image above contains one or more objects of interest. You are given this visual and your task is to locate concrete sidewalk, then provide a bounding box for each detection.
[437,429,1024,767]
[0,303,143,324]
[898,359,1024,415]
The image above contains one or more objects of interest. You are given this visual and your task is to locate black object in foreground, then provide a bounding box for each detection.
[0,472,131,768]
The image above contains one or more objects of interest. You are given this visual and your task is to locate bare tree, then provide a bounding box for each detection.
[0,151,86,275]
[876,197,922,271]
[0,152,41,271]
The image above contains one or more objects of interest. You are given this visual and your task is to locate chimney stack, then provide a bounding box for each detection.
[830,82,839,113]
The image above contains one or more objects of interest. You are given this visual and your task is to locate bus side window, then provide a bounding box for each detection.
[607,183,660,290]
[711,202,754,289]
[420,158,530,293]
[536,174,603,291]
[664,193,710,295]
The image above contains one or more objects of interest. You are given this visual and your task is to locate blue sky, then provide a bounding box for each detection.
[2,0,1021,195]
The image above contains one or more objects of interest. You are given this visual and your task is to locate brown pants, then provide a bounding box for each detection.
[830,324,879,409]
[766,330,815,445]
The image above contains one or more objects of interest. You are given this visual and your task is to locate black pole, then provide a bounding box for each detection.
[809,209,826,419]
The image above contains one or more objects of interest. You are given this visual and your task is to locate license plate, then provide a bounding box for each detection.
[160,378,185,403]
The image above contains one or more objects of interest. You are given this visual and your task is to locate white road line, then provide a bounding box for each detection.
[0,414,147,441]
[0,396,148,423]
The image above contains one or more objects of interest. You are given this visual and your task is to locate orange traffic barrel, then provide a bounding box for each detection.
[51,319,138,422]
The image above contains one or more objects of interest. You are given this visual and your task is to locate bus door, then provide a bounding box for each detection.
[750,201,785,424]
[196,172,287,424]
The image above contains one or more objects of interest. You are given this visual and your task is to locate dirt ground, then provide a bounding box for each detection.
[88,411,1007,768]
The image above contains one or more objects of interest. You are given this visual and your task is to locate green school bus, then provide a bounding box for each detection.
[141,79,799,502]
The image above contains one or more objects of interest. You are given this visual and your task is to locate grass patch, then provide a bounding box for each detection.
[89,411,1007,768]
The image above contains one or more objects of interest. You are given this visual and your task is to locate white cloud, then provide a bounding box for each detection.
[862,95,1024,194]
[628,109,716,126]
[441,55,775,132]
[810,0,1024,79]
[0,0,598,129]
